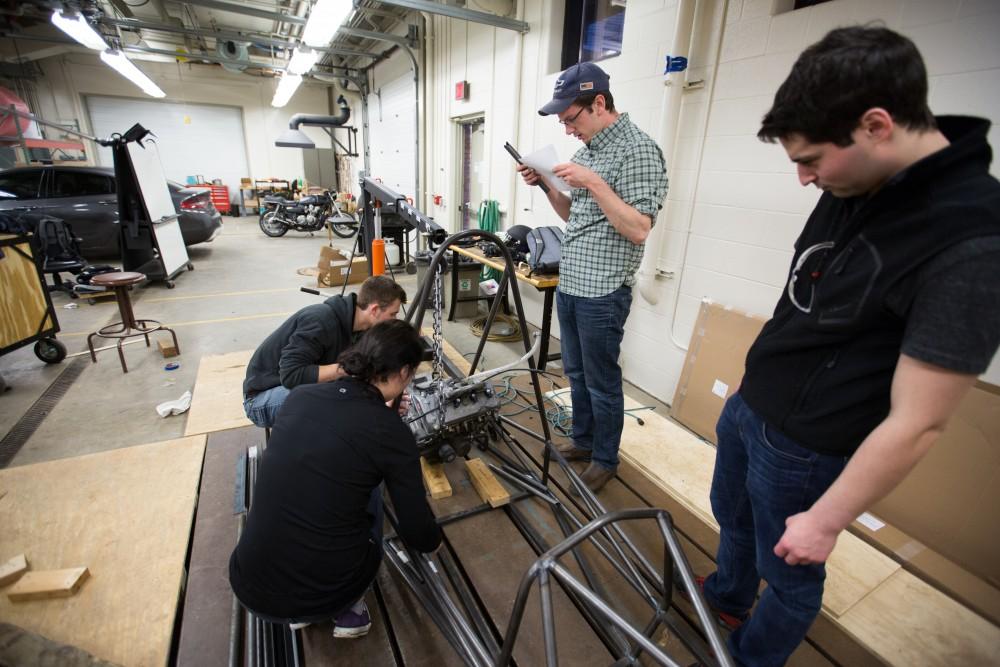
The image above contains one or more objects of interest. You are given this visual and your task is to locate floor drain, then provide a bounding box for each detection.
[0,357,87,468]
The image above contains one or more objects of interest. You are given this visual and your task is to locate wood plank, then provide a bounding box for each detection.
[176,427,263,667]
[185,349,253,436]
[375,563,464,666]
[0,435,206,666]
[8,567,89,602]
[0,554,28,587]
[442,508,613,666]
[157,338,179,358]
[421,457,453,499]
[464,458,510,508]
[839,570,1000,666]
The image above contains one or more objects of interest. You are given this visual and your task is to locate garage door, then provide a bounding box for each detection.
[367,73,415,199]
[87,96,249,207]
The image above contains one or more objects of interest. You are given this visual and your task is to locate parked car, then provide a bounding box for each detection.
[0,165,223,258]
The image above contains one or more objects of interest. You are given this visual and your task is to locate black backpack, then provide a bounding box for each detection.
[525,225,563,275]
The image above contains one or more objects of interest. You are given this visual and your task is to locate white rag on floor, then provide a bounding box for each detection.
[156,390,193,418]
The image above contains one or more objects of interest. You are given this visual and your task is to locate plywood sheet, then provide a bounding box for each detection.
[617,405,900,617]
[0,435,206,666]
[184,349,253,436]
[839,570,1000,666]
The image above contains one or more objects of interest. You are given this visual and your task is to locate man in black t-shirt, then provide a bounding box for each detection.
[698,27,1000,666]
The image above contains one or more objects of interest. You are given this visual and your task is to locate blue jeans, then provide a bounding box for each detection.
[556,286,632,471]
[243,385,291,428]
[704,393,848,667]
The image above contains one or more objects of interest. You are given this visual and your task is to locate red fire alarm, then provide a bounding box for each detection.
[433,194,443,206]
[455,81,470,101]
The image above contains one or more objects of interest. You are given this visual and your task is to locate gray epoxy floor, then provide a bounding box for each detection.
[0,215,665,468]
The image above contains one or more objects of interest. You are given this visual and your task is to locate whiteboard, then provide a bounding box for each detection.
[126,138,190,277]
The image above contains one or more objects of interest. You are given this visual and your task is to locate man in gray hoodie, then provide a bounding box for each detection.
[242,275,406,428]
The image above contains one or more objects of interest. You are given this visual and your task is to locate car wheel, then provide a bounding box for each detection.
[260,211,287,237]
[34,338,67,364]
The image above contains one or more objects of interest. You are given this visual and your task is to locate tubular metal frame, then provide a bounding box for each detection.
[383,229,735,666]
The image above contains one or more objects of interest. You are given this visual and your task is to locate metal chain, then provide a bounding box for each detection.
[431,262,444,380]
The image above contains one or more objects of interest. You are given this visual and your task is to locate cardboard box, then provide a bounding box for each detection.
[317,246,368,287]
[670,300,766,443]
[844,380,1000,626]
[870,382,1000,586]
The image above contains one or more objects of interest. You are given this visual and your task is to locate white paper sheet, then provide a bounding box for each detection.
[520,144,572,192]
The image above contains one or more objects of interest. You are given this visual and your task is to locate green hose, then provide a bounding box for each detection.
[477,200,503,282]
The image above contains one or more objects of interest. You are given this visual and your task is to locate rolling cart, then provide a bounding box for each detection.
[0,233,67,390]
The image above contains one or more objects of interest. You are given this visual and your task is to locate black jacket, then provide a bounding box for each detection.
[243,294,356,397]
[229,377,442,620]
[741,116,1000,456]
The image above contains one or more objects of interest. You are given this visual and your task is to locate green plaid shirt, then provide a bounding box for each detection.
[559,113,668,297]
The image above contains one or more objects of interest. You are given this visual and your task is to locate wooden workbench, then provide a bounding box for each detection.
[449,244,560,371]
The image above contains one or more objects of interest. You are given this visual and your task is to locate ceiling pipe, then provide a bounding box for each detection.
[103,18,382,59]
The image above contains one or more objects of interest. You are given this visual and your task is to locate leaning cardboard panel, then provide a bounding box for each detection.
[670,300,766,443]
[872,381,1000,587]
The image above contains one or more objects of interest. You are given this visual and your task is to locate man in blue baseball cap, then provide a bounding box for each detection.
[519,61,668,493]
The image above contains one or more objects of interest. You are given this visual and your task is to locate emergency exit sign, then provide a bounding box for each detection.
[455,81,469,101]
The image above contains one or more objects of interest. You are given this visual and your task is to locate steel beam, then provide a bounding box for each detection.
[373,0,528,32]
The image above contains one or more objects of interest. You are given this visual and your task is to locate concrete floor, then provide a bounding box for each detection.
[0,214,666,468]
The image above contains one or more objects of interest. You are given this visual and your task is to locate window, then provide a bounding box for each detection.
[0,170,43,200]
[51,170,114,198]
[561,0,626,70]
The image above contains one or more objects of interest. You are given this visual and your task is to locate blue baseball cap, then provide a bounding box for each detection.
[538,62,611,116]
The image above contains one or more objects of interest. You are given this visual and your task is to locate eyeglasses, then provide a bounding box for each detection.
[559,106,589,127]
[787,241,835,313]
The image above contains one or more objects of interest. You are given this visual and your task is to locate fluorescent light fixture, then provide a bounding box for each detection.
[287,47,320,75]
[51,10,108,51]
[301,0,353,48]
[100,50,166,98]
[272,73,303,108]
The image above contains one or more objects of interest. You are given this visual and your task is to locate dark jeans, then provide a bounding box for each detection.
[704,393,847,667]
[556,285,632,471]
[244,385,291,428]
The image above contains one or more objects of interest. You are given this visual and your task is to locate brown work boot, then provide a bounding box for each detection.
[573,462,616,493]
[554,441,592,462]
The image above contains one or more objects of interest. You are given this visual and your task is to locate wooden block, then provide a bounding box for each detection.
[8,567,89,602]
[464,458,509,508]
[420,457,452,499]
[0,554,28,587]
[158,339,179,358]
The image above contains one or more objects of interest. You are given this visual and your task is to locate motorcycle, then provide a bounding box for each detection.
[258,191,357,238]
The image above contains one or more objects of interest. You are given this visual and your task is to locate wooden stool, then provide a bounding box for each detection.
[86,272,179,373]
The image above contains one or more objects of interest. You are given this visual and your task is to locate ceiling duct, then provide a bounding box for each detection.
[216,40,249,72]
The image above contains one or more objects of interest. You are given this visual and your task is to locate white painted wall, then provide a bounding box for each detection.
[412,0,1000,398]
[31,51,336,191]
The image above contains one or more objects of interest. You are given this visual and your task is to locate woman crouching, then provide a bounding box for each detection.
[229,319,441,637]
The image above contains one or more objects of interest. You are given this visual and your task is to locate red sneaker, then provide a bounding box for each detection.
[681,576,749,632]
